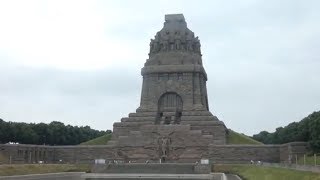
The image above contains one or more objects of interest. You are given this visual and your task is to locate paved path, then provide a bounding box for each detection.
[82,173,214,179]
[0,172,84,180]
[225,174,242,180]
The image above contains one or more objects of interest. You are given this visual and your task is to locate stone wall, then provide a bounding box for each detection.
[279,142,309,163]
[0,142,309,164]
[53,146,115,164]
[209,145,281,163]
[0,144,55,164]
[91,163,210,174]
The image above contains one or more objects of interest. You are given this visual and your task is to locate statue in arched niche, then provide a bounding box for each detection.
[161,40,169,51]
[175,38,181,50]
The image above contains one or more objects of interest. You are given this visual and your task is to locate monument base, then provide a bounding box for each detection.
[91,163,211,174]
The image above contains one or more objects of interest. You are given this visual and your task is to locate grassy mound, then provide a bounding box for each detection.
[0,164,90,176]
[80,134,112,145]
[80,130,262,145]
[227,130,263,145]
[214,164,320,180]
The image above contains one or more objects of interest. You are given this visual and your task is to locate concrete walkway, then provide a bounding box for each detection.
[0,172,84,180]
[81,173,214,179]
[225,174,242,180]
[0,172,242,180]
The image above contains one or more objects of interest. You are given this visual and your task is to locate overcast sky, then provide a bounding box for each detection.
[0,0,319,135]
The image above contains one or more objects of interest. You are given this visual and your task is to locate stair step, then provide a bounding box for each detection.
[107,140,117,145]
[121,117,155,122]
[130,131,142,136]
[129,112,157,117]
[181,116,217,121]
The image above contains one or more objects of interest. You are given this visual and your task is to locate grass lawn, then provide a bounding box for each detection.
[227,130,263,145]
[213,164,320,180]
[0,164,90,176]
[80,134,112,145]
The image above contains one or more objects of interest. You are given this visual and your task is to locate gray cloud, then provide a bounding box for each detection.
[0,66,141,130]
[0,0,319,135]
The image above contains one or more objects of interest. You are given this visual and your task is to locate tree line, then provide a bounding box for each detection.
[0,119,111,145]
[252,111,320,152]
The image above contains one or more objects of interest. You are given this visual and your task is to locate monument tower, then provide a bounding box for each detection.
[109,14,226,162]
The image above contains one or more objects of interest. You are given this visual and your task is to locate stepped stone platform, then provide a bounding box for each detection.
[82,173,220,180]
[86,163,219,180]
[91,163,211,174]
[0,172,229,180]
[110,123,222,162]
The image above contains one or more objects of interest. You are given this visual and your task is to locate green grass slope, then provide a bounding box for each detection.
[227,130,263,145]
[214,164,320,180]
[80,130,261,145]
[80,134,112,145]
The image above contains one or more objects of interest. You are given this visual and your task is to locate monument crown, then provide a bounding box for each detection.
[149,14,201,57]
[164,14,187,29]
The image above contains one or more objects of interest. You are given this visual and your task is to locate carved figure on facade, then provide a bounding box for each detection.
[175,39,181,50]
[186,40,193,51]
[160,40,169,51]
[158,137,171,157]
[149,39,154,54]
[194,37,201,53]
[148,25,201,56]
[152,131,175,160]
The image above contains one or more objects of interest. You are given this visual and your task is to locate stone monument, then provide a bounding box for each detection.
[107,14,227,163]
[0,14,309,166]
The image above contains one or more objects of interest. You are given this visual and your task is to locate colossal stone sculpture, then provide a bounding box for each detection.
[108,14,227,163]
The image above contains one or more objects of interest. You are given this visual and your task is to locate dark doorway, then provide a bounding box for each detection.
[155,92,183,125]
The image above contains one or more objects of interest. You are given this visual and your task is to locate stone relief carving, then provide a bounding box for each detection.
[148,26,201,56]
[112,148,127,161]
[151,131,176,160]
[159,137,171,157]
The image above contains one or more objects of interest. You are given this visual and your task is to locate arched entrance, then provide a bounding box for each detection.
[155,92,183,125]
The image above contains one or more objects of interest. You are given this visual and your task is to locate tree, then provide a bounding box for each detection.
[0,119,111,145]
[252,111,320,152]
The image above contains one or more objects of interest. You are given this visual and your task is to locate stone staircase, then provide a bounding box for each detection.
[107,110,226,162]
[83,163,230,180]
[112,110,225,141]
